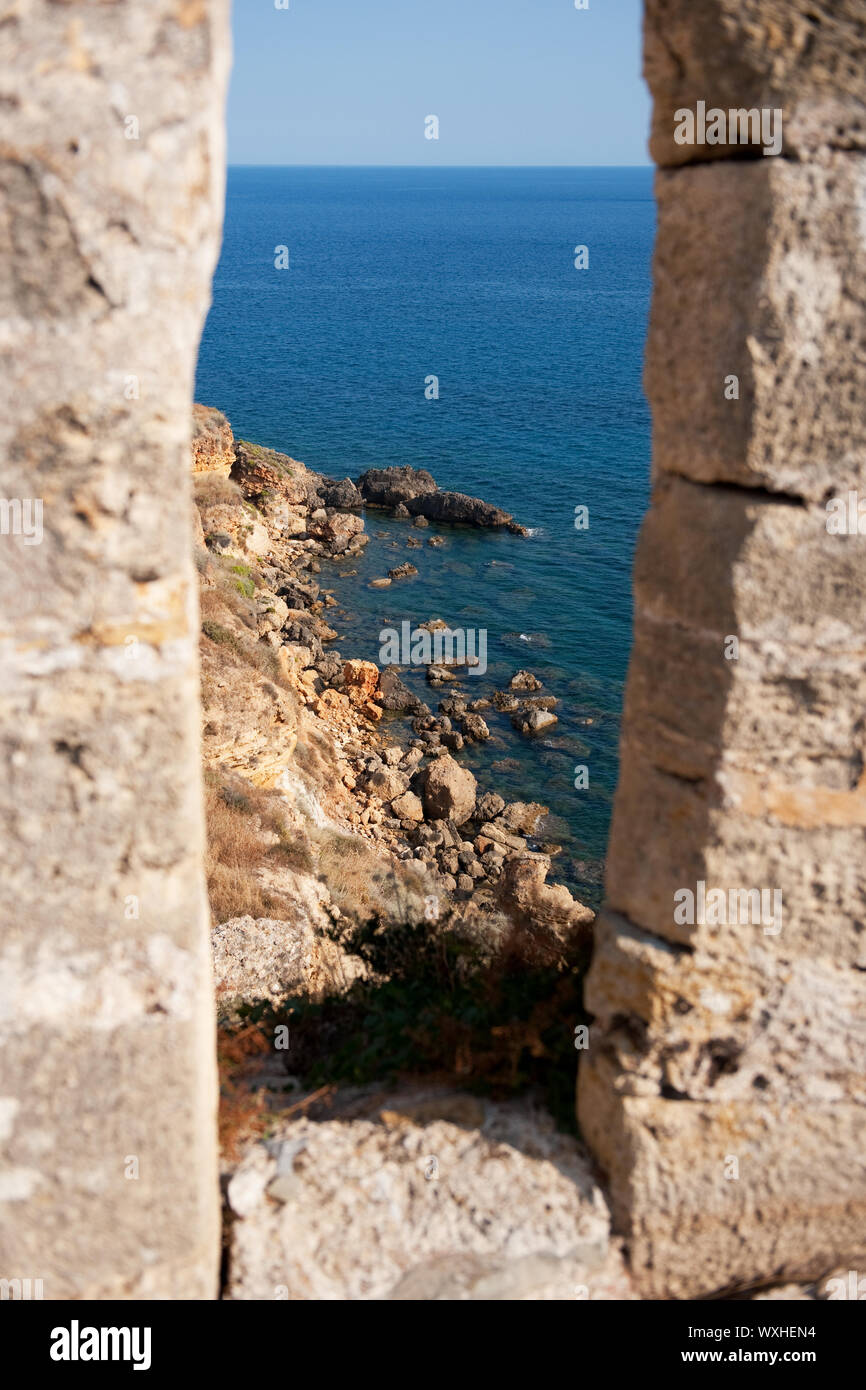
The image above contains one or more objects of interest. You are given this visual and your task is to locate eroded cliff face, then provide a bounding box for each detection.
[0,1,231,1299]
[579,0,866,1298]
[192,404,235,477]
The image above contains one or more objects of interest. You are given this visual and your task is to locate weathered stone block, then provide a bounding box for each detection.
[644,0,866,169]
[579,1049,866,1300]
[646,157,866,500]
[0,0,231,1299]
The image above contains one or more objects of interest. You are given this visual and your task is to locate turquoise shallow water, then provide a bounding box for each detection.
[196,166,656,906]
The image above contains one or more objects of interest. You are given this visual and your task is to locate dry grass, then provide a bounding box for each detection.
[204,777,278,923]
[193,472,242,505]
[204,772,315,924]
[199,588,287,688]
[217,1023,273,1161]
[313,826,429,923]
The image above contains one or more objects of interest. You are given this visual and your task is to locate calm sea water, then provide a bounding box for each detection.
[196,166,655,906]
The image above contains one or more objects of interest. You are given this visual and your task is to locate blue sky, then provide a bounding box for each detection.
[228,0,650,166]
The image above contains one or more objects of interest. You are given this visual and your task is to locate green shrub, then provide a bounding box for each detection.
[233,894,592,1135]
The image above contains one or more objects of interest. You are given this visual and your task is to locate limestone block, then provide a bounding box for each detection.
[644,0,866,169]
[646,157,866,499]
[579,1051,866,1300]
[0,0,231,1298]
[225,1090,634,1301]
[604,477,866,963]
[584,913,866,1107]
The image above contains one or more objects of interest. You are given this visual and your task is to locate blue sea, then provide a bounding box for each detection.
[196,166,655,906]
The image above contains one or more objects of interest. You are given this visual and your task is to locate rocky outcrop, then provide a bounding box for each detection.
[357,465,438,507]
[192,404,235,476]
[212,912,364,1011]
[320,477,363,509]
[408,490,513,530]
[201,640,299,787]
[357,465,524,532]
[578,0,866,1299]
[500,855,594,939]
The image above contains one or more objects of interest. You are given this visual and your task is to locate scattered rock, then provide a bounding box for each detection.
[419,755,478,826]
[478,821,527,854]
[511,708,558,735]
[461,713,490,742]
[510,670,542,691]
[475,791,506,821]
[498,801,548,836]
[391,790,424,822]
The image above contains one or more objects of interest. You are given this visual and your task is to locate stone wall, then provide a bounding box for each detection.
[579,1,866,1297]
[0,1,230,1298]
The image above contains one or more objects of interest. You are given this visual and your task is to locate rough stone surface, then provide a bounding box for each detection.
[420,754,478,826]
[579,0,866,1300]
[201,637,299,787]
[191,405,234,476]
[212,913,364,1010]
[647,157,866,501]
[0,0,231,1298]
[224,1088,635,1301]
[644,0,866,169]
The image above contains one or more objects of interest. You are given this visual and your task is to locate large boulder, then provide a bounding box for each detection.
[500,855,594,938]
[379,667,427,714]
[343,659,379,705]
[356,466,438,508]
[364,767,410,802]
[408,490,514,529]
[212,913,363,1008]
[319,477,363,509]
[511,708,558,735]
[341,659,382,723]
[307,508,365,554]
[419,754,477,826]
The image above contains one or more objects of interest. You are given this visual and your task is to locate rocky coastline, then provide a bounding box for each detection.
[193,403,592,945]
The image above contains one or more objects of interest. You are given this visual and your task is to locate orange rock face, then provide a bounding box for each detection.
[191,403,235,476]
[340,661,383,724]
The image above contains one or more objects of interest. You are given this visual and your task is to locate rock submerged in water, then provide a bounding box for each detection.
[357,466,438,508]
[378,666,428,715]
[356,464,525,532]
[510,669,542,691]
[512,708,558,735]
